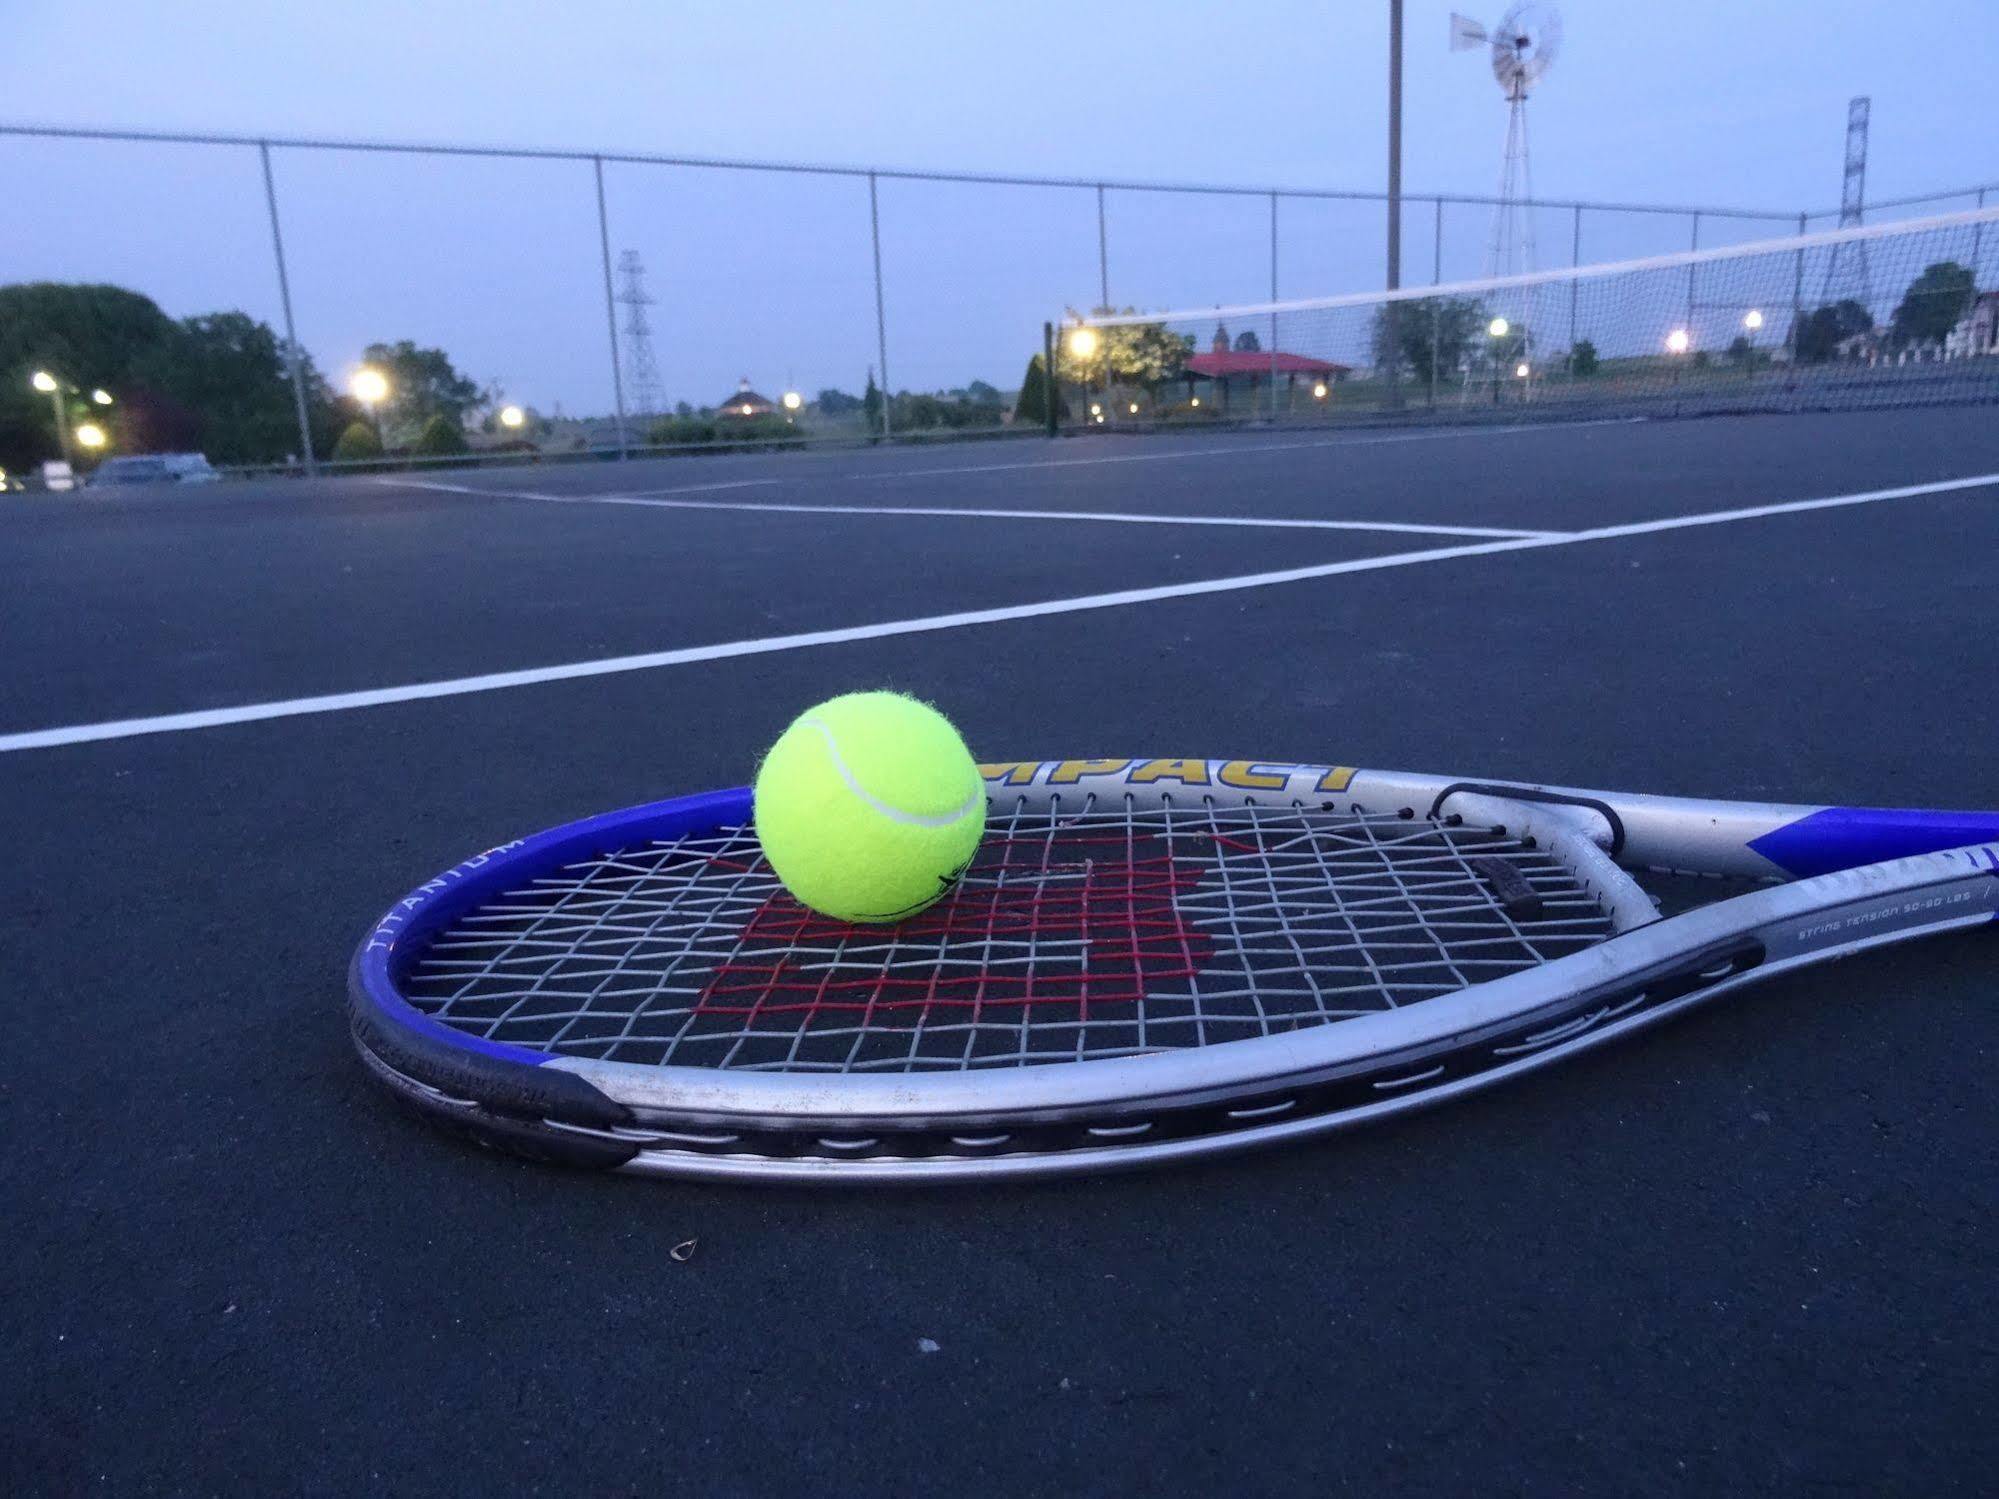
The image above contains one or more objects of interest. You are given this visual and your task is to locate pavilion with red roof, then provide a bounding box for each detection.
[1181,323,1349,412]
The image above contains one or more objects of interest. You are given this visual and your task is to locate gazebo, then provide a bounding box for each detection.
[716,378,777,420]
[1180,324,1349,412]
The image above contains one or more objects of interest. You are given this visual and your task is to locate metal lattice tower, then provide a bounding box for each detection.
[1453,7,1562,283]
[1822,97,1872,307]
[615,250,664,421]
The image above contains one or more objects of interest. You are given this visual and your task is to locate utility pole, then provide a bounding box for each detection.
[1384,0,1405,409]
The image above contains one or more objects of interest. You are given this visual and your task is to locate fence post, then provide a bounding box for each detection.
[1568,204,1582,357]
[869,171,893,440]
[1685,209,1701,340]
[1097,185,1109,310]
[592,156,629,459]
[1043,322,1059,437]
[1268,192,1280,422]
[258,141,316,476]
[1430,198,1443,407]
[1788,211,1807,362]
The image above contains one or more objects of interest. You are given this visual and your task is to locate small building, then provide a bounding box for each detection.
[1945,291,1999,359]
[1179,323,1349,411]
[717,378,777,420]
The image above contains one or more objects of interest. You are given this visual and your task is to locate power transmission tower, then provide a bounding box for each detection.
[1822,97,1872,308]
[615,250,664,422]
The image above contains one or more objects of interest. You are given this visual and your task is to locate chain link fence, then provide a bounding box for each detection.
[4,121,1993,476]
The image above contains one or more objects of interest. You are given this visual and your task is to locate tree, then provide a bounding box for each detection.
[1370,296,1487,385]
[1790,300,1873,364]
[412,413,468,456]
[0,282,355,469]
[1233,329,1261,353]
[1061,310,1194,389]
[816,387,863,415]
[963,379,1001,403]
[1569,339,1600,377]
[0,282,180,470]
[1891,260,1976,348]
[1013,353,1052,426]
[862,373,884,433]
[133,311,312,465]
[331,421,382,461]
[359,339,481,432]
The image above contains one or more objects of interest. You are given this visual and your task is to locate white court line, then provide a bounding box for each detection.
[508,490,1559,541]
[7,471,1994,755]
[398,470,1555,538]
[832,417,1645,481]
[397,476,783,502]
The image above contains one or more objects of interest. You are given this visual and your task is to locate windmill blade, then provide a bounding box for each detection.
[1449,12,1488,50]
[1492,2,1562,87]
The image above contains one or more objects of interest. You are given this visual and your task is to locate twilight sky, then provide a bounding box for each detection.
[6,1,1996,417]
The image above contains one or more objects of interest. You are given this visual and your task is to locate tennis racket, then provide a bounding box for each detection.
[349,760,1999,1182]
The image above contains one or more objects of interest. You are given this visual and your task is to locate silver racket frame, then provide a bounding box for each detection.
[356,765,1999,1182]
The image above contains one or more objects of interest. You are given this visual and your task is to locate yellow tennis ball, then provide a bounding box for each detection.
[753,691,986,923]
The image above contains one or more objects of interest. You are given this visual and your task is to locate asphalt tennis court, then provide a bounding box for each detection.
[5,405,1996,1494]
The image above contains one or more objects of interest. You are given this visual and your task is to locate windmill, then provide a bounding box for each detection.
[1451,5,1562,400]
[1451,5,1563,282]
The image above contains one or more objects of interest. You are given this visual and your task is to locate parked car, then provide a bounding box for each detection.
[88,453,221,487]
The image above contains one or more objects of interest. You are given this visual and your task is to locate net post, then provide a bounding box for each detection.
[258,140,317,478]
[591,155,629,461]
[869,172,893,440]
[1042,321,1059,437]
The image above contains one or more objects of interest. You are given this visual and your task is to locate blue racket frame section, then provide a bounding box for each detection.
[349,788,749,1126]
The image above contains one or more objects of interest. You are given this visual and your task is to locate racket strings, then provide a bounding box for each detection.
[401,799,1615,1073]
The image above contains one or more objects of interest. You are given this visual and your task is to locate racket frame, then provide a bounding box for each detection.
[349,762,1999,1181]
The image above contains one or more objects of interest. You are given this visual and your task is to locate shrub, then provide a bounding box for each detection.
[412,414,468,456]
[1569,339,1599,377]
[331,421,382,461]
[1014,353,1051,427]
[649,416,716,446]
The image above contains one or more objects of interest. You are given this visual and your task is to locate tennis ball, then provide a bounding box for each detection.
[753,691,986,923]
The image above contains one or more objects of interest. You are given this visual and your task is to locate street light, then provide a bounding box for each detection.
[1514,362,1530,378]
[1487,317,1510,338]
[1127,401,1138,414]
[781,390,803,411]
[498,404,526,430]
[1068,326,1100,360]
[75,422,107,450]
[91,388,113,406]
[350,367,390,444]
[30,370,72,465]
[1312,382,1328,399]
[1742,309,1764,331]
[1665,329,1691,355]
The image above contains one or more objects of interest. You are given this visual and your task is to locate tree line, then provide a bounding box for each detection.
[2,282,497,473]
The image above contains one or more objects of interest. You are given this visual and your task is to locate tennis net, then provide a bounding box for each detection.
[1052,206,1999,429]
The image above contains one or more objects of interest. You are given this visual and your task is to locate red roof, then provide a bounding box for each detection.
[1184,351,1348,378]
